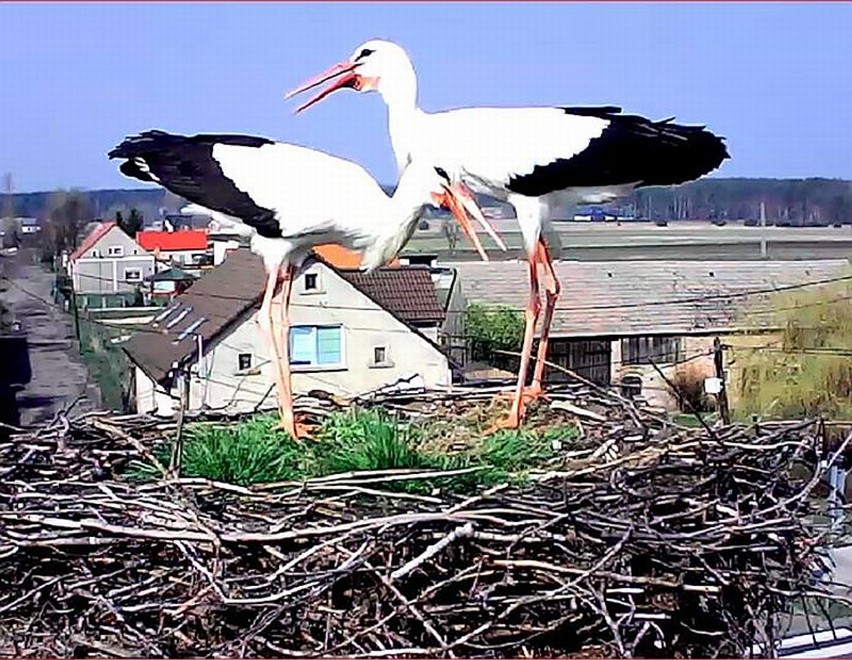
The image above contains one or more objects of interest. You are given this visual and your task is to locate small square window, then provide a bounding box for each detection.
[304,273,318,291]
[124,269,142,283]
[238,353,252,371]
[374,346,387,364]
[108,246,124,257]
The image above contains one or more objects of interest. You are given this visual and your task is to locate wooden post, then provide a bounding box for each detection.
[713,337,731,425]
[169,365,189,478]
[70,285,81,342]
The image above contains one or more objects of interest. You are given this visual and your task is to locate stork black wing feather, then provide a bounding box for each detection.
[108,130,283,238]
[506,108,730,198]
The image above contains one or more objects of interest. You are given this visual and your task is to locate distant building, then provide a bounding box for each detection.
[15,217,41,235]
[144,266,197,300]
[67,222,155,308]
[123,248,451,416]
[136,229,211,275]
[450,259,852,410]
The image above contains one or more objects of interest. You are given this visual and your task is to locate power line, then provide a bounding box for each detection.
[20,263,852,317]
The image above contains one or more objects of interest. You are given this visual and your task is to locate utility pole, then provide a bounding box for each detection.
[69,283,81,342]
[2,173,13,224]
[713,337,731,425]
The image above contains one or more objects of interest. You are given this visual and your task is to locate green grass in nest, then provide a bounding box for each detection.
[127,408,578,491]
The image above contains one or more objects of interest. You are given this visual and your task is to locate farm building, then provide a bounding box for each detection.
[451,259,852,409]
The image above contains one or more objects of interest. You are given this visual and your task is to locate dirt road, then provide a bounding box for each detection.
[0,249,100,427]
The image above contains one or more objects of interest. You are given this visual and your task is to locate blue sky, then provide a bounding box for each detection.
[1,2,850,192]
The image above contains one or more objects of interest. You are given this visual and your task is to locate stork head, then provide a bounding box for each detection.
[394,162,506,263]
[286,39,416,112]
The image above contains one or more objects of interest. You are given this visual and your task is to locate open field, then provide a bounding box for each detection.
[407,221,852,261]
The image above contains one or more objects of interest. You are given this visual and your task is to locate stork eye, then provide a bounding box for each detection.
[434,167,449,181]
[356,48,375,61]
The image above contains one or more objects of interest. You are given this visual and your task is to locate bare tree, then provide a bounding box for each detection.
[43,190,92,260]
[441,216,460,254]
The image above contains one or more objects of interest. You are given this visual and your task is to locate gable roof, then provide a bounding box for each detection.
[137,229,209,252]
[339,267,445,324]
[452,259,852,337]
[123,248,445,384]
[69,222,117,261]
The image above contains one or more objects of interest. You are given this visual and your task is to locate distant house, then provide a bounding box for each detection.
[123,248,451,416]
[136,229,211,274]
[16,217,41,235]
[67,222,156,308]
[451,259,852,410]
[145,266,197,300]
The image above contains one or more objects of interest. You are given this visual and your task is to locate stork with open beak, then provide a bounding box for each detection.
[109,129,493,439]
[286,40,730,432]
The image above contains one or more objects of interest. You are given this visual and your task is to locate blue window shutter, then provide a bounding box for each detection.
[316,327,342,365]
[290,327,315,365]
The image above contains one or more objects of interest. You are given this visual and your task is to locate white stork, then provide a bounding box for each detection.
[108,129,495,439]
[286,40,731,431]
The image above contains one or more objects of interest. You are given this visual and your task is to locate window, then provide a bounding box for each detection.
[238,353,252,371]
[124,269,142,283]
[107,246,124,257]
[373,346,387,365]
[304,273,318,291]
[289,326,343,367]
[621,336,682,366]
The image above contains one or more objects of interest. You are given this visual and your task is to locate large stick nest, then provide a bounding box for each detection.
[0,384,845,658]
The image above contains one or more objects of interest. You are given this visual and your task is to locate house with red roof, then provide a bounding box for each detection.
[67,222,156,308]
[136,229,211,274]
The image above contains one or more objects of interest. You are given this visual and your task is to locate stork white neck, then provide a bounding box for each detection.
[359,164,433,271]
[373,52,422,175]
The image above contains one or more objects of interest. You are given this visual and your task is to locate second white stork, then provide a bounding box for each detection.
[286,40,731,431]
[108,129,494,439]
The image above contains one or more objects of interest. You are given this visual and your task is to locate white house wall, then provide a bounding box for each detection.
[185,261,451,414]
[134,366,176,416]
[72,226,155,295]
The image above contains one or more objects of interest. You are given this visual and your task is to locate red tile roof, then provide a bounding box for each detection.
[137,229,208,252]
[69,222,117,262]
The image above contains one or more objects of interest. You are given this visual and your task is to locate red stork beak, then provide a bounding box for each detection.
[285,61,361,114]
[433,183,501,262]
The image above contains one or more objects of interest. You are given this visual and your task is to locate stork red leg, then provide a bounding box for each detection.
[271,265,315,440]
[485,253,541,433]
[257,269,292,434]
[528,238,561,398]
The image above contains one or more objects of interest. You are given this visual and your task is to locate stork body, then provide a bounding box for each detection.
[109,130,490,439]
[288,41,731,430]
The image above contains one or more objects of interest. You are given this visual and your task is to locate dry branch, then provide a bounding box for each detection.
[0,383,845,658]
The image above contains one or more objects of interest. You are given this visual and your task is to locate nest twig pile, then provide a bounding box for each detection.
[0,384,846,658]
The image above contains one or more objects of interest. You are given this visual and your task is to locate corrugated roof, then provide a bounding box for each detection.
[137,229,209,252]
[124,249,444,384]
[451,259,852,337]
[69,222,117,261]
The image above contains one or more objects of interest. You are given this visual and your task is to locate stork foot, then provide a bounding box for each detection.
[273,415,318,441]
[494,385,548,405]
[483,395,528,435]
[483,411,524,435]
